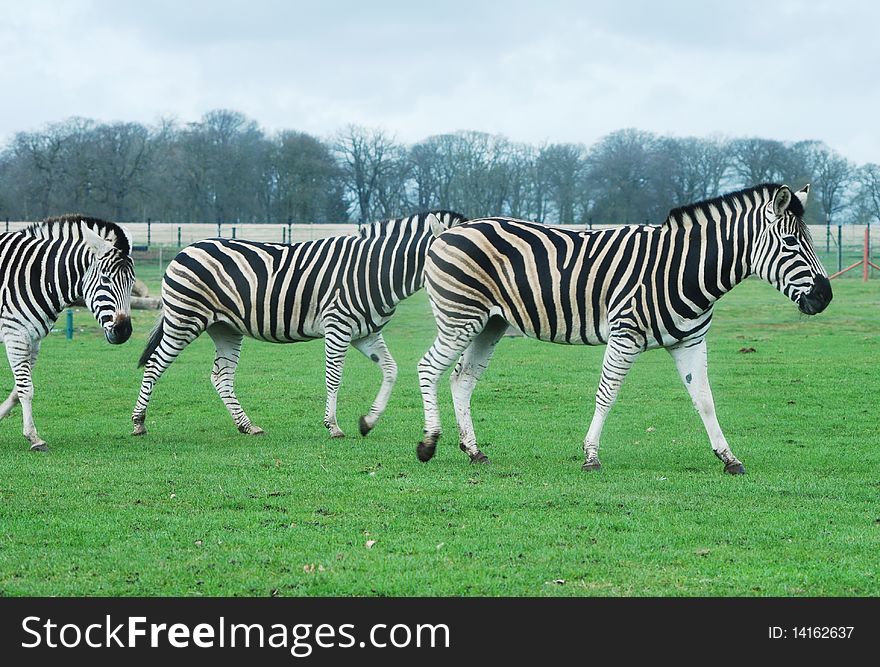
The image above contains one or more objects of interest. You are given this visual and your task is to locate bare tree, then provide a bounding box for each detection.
[539,143,587,225]
[272,130,347,224]
[728,137,792,186]
[334,125,403,225]
[586,129,662,225]
[88,122,153,219]
[8,123,69,218]
[856,163,880,223]
[653,137,731,207]
[504,142,538,220]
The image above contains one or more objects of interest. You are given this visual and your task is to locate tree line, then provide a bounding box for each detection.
[1,108,879,229]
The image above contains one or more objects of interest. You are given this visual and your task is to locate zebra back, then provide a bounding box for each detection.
[160,210,467,342]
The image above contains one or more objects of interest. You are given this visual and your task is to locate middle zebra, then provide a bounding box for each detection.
[133,210,466,438]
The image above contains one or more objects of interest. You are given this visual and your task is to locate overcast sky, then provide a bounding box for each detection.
[1,0,877,164]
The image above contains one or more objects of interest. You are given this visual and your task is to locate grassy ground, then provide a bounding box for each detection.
[0,262,877,596]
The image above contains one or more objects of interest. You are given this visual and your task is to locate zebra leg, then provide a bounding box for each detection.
[0,340,40,421]
[351,333,398,436]
[582,337,641,471]
[207,325,263,435]
[131,322,200,436]
[450,316,508,463]
[668,339,745,475]
[0,388,18,420]
[323,327,352,438]
[417,324,482,462]
[3,336,46,451]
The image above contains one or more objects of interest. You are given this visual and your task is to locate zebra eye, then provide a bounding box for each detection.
[99,274,111,285]
[781,235,799,247]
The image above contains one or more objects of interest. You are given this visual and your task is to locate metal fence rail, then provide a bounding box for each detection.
[4,219,877,279]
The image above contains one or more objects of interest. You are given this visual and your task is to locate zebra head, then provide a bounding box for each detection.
[751,184,832,315]
[81,225,135,344]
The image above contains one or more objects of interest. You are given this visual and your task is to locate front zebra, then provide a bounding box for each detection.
[416,184,832,474]
[0,215,135,451]
[132,210,467,438]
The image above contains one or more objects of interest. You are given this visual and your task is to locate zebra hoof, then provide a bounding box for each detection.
[724,461,746,475]
[417,441,436,462]
[581,459,601,471]
[29,443,49,453]
[461,443,489,463]
[131,425,147,436]
[359,416,374,437]
[246,426,265,436]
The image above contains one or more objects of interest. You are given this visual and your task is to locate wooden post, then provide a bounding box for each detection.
[825,214,831,253]
[829,224,880,280]
[65,309,74,340]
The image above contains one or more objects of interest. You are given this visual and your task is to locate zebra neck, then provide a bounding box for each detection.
[54,239,92,310]
[369,228,434,304]
[664,202,755,309]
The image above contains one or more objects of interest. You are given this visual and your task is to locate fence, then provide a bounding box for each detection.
[3,218,877,279]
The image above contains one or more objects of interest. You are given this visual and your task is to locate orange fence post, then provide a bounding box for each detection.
[829,226,879,281]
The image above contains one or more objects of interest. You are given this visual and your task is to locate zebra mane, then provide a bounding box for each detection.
[26,214,133,256]
[664,183,810,237]
[357,210,468,239]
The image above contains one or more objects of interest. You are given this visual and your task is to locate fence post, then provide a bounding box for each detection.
[66,309,74,340]
[837,224,842,274]
[232,226,237,239]
[146,217,151,247]
[4,217,8,233]
[177,226,182,248]
[287,216,293,244]
[825,214,830,253]
[217,218,221,238]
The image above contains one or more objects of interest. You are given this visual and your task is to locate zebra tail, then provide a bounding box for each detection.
[138,316,164,368]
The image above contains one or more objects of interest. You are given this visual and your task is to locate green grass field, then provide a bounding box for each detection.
[0,262,878,596]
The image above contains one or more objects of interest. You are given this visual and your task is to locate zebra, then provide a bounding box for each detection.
[415,184,832,474]
[0,215,135,451]
[132,210,467,439]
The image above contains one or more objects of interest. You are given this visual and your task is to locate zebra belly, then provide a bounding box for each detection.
[492,303,610,346]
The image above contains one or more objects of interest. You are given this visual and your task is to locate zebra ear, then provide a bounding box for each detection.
[427,213,445,238]
[81,225,115,259]
[794,184,810,207]
[772,185,793,218]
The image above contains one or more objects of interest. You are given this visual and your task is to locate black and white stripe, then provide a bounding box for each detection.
[415,184,832,474]
[132,210,467,437]
[0,215,135,451]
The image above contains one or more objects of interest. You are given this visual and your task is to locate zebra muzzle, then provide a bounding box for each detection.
[106,315,132,344]
[797,275,832,315]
